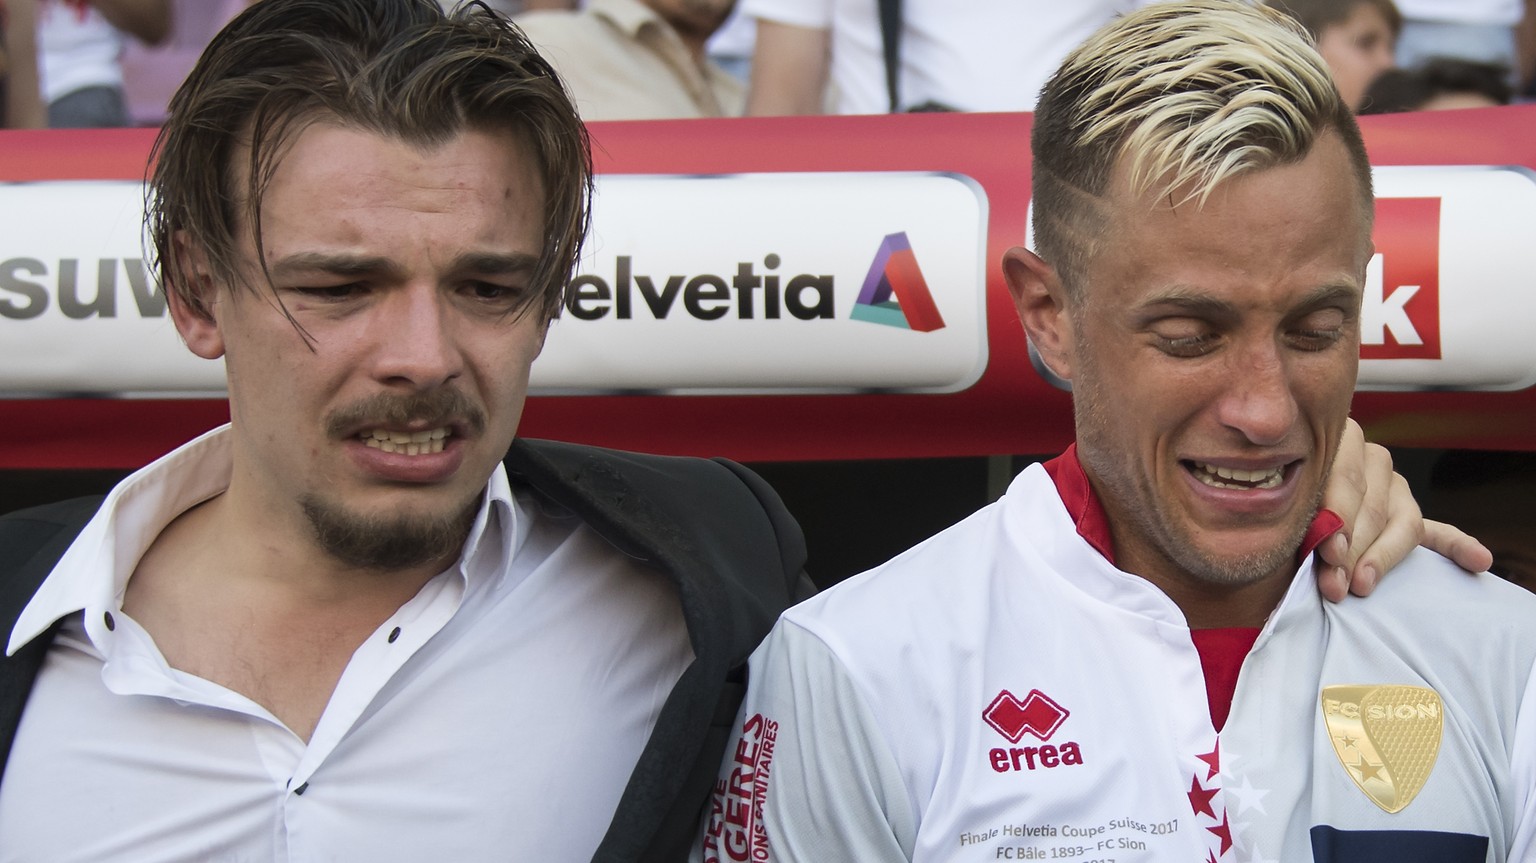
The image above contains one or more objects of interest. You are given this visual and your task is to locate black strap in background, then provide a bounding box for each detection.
[878,0,902,112]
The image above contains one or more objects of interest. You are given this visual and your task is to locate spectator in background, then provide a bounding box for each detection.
[1360,56,1513,112]
[516,0,742,119]
[29,0,170,127]
[119,0,248,126]
[1393,0,1532,85]
[1264,0,1401,112]
[742,1,1166,115]
[438,0,574,14]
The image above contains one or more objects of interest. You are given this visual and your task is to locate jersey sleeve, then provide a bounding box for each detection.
[1509,653,1536,860]
[695,619,917,862]
[738,0,833,32]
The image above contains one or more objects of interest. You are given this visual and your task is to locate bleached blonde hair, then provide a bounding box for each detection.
[1031,0,1372,298]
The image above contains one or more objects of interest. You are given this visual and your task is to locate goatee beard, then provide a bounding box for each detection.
[300,493,480,572]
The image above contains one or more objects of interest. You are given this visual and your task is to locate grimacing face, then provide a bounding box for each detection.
[171,122,549,570]
[1007,132,1373,603]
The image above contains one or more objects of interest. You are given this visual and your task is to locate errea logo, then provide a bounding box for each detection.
[984,689,1085,773]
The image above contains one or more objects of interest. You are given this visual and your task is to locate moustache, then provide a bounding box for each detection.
[326,389,487,438]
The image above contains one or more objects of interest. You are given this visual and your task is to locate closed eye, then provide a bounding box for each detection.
[1286,328,1345,351]
[1148,317,1222,358]
[461,280,532,311]
[1285,308,1349,351]
[292,283,366,302]
[1155,333,1221,358]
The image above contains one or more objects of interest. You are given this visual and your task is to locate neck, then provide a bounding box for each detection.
[1086,471,1297,630]
[651,5,718,62]
[673,28,709,62]
[1122,545,1293,629]
[180,489,455,606]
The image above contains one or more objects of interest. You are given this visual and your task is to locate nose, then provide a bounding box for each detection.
[1213,340,1298,447]
[367,285,463,390]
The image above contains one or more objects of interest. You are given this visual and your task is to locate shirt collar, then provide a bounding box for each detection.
[586,0,664,39]
[1040,443,1344,567]
[8,424,519,656]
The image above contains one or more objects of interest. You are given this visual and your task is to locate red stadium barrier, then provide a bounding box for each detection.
[4,108,1536,468]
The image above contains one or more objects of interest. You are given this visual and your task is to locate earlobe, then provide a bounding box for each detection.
[1001,246,1075,381]
[166,231,227,360]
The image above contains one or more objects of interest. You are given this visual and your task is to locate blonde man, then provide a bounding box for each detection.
[698,2,1536,860]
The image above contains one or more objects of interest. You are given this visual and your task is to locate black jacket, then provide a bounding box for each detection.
[0,438,813,863]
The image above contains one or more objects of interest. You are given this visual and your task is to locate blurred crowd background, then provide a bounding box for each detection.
[0,0,1529,127]
[0,0,1532,595]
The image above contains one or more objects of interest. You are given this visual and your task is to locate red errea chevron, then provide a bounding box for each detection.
[983,689,1070,743]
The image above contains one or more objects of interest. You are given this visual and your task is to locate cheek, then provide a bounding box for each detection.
[1320,38,1363,75]
[1293,360,1356,427]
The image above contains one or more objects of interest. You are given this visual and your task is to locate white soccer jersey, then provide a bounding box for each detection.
[699,452,1536,862]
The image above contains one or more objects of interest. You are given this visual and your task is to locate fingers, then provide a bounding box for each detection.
[1422,519,1494,574]
[1312,422,1493,600]
[1312,532,1350,602]
[1315,430,1426,599]
[1314,417,1376,565]
[1343,442,1397,573]
[1345,469,1421,597]
[1319,420,1370,559]
[1317,422,1405,601]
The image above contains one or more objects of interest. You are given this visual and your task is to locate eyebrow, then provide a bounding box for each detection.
[266,250,542,281]
[1133,281,1362,319]
[455,251,541,277]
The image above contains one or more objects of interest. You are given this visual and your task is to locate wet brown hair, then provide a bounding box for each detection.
[148,0,592,325]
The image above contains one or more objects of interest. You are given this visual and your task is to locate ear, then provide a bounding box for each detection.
[1001,246,1076,381]
[166,231,227,360]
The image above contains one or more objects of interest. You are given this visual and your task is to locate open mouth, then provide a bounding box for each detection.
[359,427,451,455]
[1186,460,1287,491]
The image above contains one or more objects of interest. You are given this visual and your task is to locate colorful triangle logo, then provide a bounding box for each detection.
[849,231,946,332]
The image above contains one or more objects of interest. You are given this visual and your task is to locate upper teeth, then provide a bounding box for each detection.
[1192,461,1283,489]
[361,427,449,455]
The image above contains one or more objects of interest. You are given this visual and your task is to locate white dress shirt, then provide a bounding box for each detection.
[0,426,692,862]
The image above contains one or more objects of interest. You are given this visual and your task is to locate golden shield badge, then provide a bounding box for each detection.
[1320,685,1443,813]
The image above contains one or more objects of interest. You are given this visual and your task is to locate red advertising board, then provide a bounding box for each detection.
[4,107,1536,468]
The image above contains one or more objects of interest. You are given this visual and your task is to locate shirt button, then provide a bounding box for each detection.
[387,627,401,644]
[103,611,116,631]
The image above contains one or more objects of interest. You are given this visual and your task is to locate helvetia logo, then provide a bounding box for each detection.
[984,689,1085,773]
[849,231,946,332]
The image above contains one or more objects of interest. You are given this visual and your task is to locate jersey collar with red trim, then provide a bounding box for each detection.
[1040,443,1345,568]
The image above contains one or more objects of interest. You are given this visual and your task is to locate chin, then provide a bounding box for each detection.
[1183,526,1311,587]
[301,492,481,571]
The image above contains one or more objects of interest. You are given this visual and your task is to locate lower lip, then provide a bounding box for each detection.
[1180,462,1298,517]
[347,437,466,483]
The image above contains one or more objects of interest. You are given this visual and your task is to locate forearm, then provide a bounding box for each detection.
[89,0,170,46]
[4,0,45,128]
[745,18,830,116]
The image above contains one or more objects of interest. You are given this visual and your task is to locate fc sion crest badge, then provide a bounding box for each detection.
[1320,684,1443,813]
